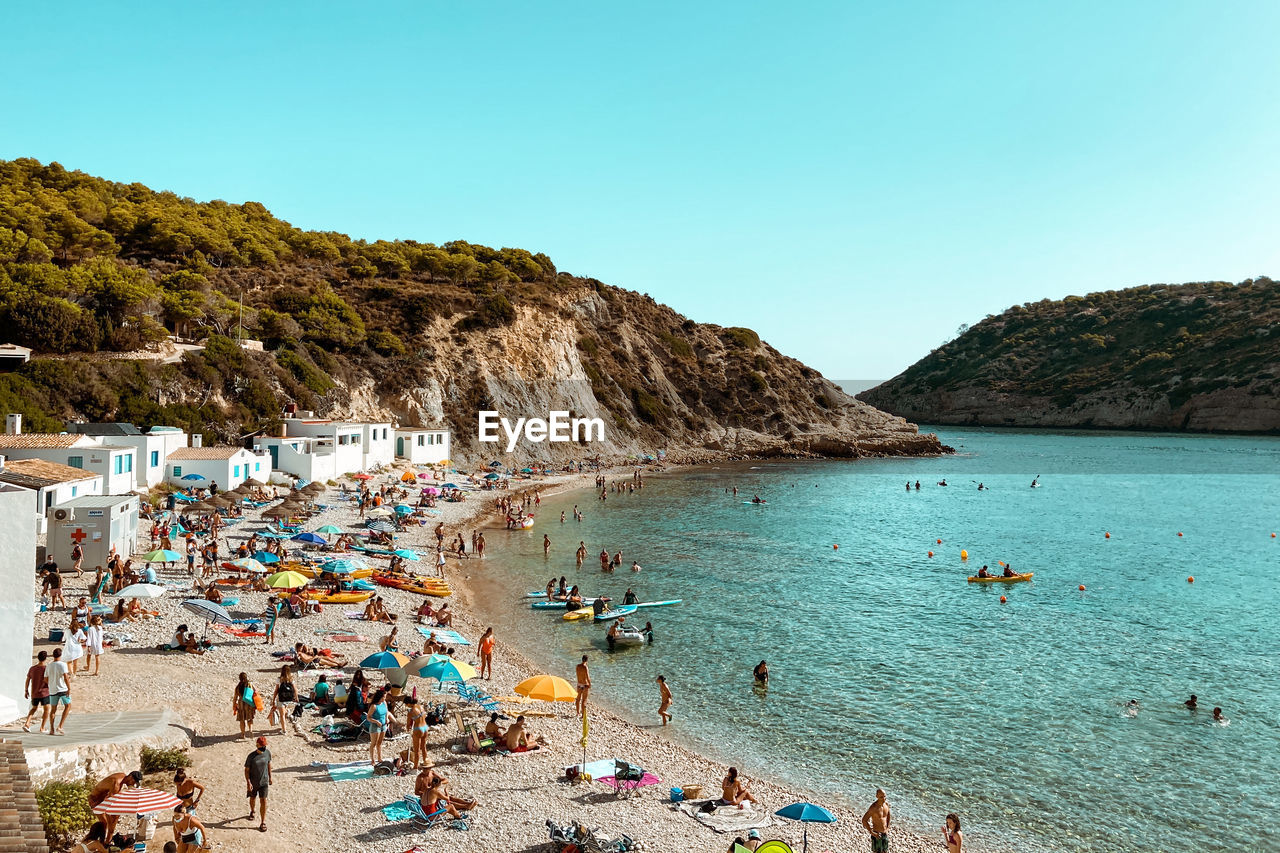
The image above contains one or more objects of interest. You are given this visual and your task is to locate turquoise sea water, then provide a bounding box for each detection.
[470,429,1280,852]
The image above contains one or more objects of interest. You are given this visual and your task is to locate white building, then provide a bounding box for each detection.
[164,446,273,489]
[361,422,395,469]
[67,422,189,490]
[394,427,451,465]
[0,430,137,495]
[45,495,139,577]
[254,435,337,483]
[0,482,36,721]
[0,458,104,535]
[279,418,368,474]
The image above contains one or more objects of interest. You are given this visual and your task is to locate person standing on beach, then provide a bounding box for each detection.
[657,675,672,725]
[435,548,446,578]
[575,655,591,718]
[245,736,272,833]
[84,616,105,676]
[942,813,963,853]
[22,650,50,733]
[861,788,892,852]
[479,628,495,680]
[476,532,485,558]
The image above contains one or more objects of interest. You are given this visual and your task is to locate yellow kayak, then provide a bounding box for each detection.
[276,590,374,603]
[562,607,594,621]
[967,572,1034,584]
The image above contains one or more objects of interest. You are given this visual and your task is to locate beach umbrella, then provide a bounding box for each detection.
[245,477,266,487]
[250,551,281,563]
[366,520,396,533]
[520,468,533,474]
[775,802,837,853]
[319,558,366,574]
[227,558,268,573]
[265,570,309,588]
[400,653,450,678]
[419,656,476,683]
[141,549,183,563]
[423,486,440,495]
[315,525,343,534]
[441,482,458,489]
[513,674,577,703]
[416,472,431,479]
[352,473,372,481]
[92,787,182,815]
[112,583,166,599]
[392,549,420,561]
[180,473,206,481]
[261,506,292,518]
[359,650,412,669]
[366,506,393,518]
[484,473,501,480]
[291,532,327,545]
[489,460,503,468]
[182,501,215,513]
[393,504,413,516]
[180,598,234,637]
[400,471,416,482]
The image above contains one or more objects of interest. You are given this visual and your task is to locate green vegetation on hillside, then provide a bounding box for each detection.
[862,279,1280,420]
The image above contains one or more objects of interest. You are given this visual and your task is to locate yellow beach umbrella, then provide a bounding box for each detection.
[513,674,578,703]
[265,570,309,589]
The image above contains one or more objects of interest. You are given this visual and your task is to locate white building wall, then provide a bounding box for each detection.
[0,447,136,495]
[395,429,451,465]
[362,423,395,469]
[31,476,104,535]
[164,451,272,488]
[0,484,36,722]
[117,434,173,489]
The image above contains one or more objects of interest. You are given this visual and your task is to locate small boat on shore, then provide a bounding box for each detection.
[593,605,637,623]
[607,626,652,649]
[967,572,1034,584]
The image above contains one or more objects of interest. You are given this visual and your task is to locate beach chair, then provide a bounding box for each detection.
[599,760,658,798]
[452,711,496,754]
[402,794,470,831]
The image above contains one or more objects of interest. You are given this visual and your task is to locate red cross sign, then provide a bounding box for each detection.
[70,528,87,544]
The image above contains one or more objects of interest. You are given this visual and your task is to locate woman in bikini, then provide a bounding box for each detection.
[405,697,428,768]
[71,822,110,853]
[942,813,963,852]
[173,768,205,813]
[721,767,758,809]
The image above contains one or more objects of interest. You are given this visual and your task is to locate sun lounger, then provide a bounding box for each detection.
[402,794,469,831]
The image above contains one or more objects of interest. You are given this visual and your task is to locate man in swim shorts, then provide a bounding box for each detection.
[862,788,892,852]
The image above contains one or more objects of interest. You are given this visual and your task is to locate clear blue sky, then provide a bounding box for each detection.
[3,2,1278,378]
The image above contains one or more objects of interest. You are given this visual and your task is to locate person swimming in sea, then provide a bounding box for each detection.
[1212,707,1227,724]
[1185,694,1198,710]
[753,660,769,685]
[914,481,921,490]
[1126,699,1140,717]
[751,495,766,504]
[938,479,948,486]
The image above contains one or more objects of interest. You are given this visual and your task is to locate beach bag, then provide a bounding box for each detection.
[136,815,155,840]
[278,681,296,703]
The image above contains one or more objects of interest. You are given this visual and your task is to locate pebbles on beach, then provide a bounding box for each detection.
[28,474,958,853]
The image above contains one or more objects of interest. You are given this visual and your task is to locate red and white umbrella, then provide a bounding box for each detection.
[93,787,182,815]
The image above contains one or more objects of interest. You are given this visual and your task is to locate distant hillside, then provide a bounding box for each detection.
[0,158,945,461]
[859,279,1280,433]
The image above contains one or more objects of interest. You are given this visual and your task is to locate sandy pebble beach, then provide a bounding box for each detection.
[23,470,965,853]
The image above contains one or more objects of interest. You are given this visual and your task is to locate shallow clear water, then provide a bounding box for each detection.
[470,428,1280,852]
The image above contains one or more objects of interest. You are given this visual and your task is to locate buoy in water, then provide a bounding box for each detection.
[1272,533,1276,538]
[1000,595,1007,603]
[1187,576,1194,583]
[936,538,942,545]
[833,544,838,550]
[927,551,934,557]
[1105,532,1111,539]
[960,549,969,560]
[1177,532,1183,537]
[1078,584,1086,591]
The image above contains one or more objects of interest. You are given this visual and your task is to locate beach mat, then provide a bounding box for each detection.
[382,801,414,822]
[678,800,773,834]
[326,761,374,782]
[565,758,621,779]
[328,634,368,642]
[414,626,471,646]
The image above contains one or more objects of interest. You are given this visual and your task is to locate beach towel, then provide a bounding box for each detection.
[326,762,375,782]
[382,801,414,822]
[328,634,368,642]
[413,626,471,646]
[299,668,345,679]
[677,800,773,834]
[565,758,621,779]
[344,612,365,620]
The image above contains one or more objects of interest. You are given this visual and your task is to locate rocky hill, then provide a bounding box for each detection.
[859,279,1280,433]
[0,158,945,462]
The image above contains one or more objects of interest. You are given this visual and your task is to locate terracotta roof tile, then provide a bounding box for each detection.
[0,459,101,488]
[167,446,249,460]
[0,434,88,449]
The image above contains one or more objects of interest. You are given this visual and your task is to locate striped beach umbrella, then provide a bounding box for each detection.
[93,787,182,815]
[227,558,268,573]
[180,598,234,630]
[365,520,396,533]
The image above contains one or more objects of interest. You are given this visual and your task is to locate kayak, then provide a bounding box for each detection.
[277,590,374,603]
[296,565,373,580]
[372,573,452,596]
[967,572,1034,584]
[563,607,594,621]
[594,605,638,623]
[632,599,682,609]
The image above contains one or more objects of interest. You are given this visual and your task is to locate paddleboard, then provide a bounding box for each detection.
[593,604,637,622]
[632,599,682,609]
[562,607,594,621]
[742,500,767,505]
[533,597,604,610]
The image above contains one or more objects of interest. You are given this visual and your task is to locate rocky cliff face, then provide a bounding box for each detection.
[301,284,948,463]
[859,278,1280,434]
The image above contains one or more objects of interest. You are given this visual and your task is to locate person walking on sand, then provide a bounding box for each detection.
[233,672,258,740]
[575,655,591,718]
[245,735,272,833]
[22,650,50,733]
[862,788,892,852]
[45,647,71,734]
[435,548,447,578]
[83,616,104,675]
[476,532,485,558]
[657,675,672,725]
[479,628,495,680]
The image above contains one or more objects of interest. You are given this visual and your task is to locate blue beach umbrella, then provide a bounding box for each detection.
[392,549,420,561]
[321,558,367,573]
[291,532,327,545]
[250,551,281,564]
[180,473,206,481]
[774,802,836,853]
[359,650,411,669]
[393,504,413,515]
[483,472,501,480]
[441,482,458,489]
